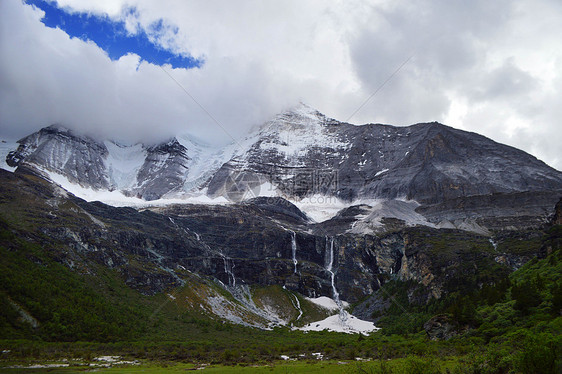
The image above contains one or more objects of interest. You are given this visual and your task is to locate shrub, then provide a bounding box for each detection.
[402,356,441,374]
[515,336,559,374]
[511,282,541,314]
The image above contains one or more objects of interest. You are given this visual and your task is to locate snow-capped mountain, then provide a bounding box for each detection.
[5,125,234,201]
[6,125,111,190]
[2,105,562,336]
[207,104,562,203]
[5,104,562,231]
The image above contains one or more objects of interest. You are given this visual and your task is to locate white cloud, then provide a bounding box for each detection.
[0,0,561,170]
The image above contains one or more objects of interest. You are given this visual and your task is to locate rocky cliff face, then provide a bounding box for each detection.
[207,104,562,205]
[1,168,539,307]
[553,198,562,226]
[7,126,110,189]
[6,126,193,200]
[133,139,191,200]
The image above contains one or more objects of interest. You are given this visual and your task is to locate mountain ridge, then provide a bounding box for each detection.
[4,104,562,233]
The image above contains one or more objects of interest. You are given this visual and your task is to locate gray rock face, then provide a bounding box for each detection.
[208,105,562,204]
[6,126,191,201]
[203,104,561,231]
[133,139,190,200]
[417,191,560,230]
[553,198,562,226]
[7,125,110,189]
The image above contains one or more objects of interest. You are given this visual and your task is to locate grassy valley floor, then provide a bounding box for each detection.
[0,356,472,373]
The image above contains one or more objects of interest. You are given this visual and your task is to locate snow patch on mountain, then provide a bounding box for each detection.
[37,166,230,207]
[298,312,379,335]
[256,104,350,162]
[348,199,435,234]
[291,195,358,222]
[375,168,389,177]
[103,141,146,189]
[0,140,17,171]
[39,167,142,204]
[306,296,350,311]
[33,163,430,227]
[176,135,238,192]
[300,296,379,334]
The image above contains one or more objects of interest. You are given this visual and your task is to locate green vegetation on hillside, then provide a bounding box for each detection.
[0,215,561,372]
[369,226,562,373]
[0,227,148,341]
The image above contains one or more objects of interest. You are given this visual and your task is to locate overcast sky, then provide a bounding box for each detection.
[1,0,561,169]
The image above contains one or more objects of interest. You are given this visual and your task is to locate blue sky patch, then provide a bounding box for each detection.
[26,0,202,69]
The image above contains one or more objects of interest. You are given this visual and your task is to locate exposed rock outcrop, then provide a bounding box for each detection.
[424,314,458,341]
[553,198,562,226]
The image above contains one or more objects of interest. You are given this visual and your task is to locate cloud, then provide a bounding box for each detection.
[341,0,562,169]
[0,0,561,170]
[0,0,301,144]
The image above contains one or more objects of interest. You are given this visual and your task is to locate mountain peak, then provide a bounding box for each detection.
[44,123,71,133]
[276,102,325,122]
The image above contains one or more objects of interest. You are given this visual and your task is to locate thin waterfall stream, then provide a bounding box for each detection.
[326,236,347,323]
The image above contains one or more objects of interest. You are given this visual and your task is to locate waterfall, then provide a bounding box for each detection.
[168,216,234,290]
[489,237,498,251]
[291,231,298,274]
[223,257,236,287]
[289,293,303,322]
[326,236,346,322]
[169,216,201,243]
